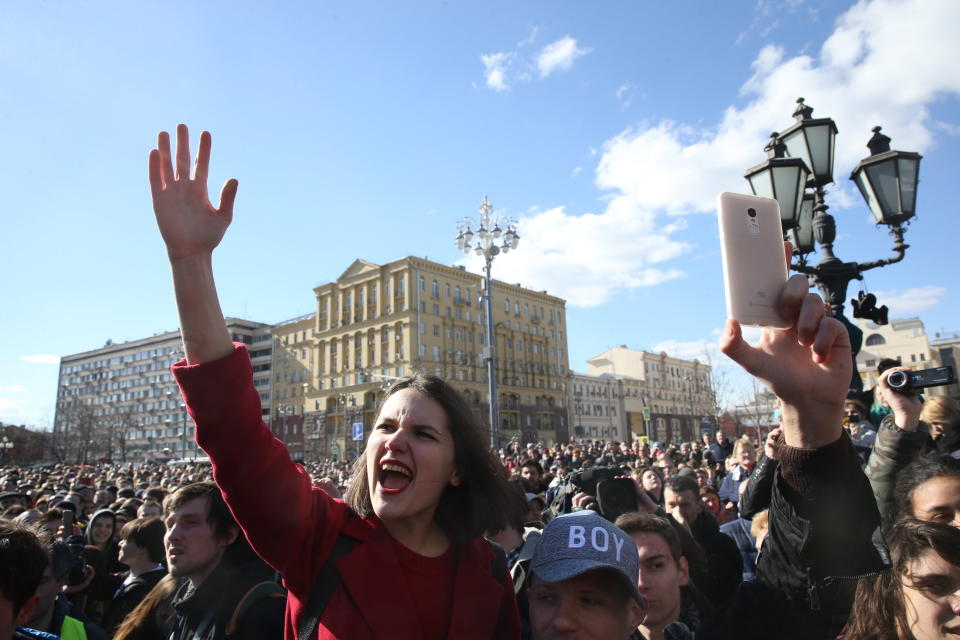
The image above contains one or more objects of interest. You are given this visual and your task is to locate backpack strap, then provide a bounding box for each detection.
[297,533,356,640]
[225,581,287,636]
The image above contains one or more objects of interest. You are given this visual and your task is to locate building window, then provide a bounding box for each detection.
[432,280,439,298]
[445,283,451,297]
[865,334,886,346]
[433,346,441,362]
[504,298,510,313]
[419,276,425,291]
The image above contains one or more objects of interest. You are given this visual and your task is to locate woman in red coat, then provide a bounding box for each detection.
[150,125,521,639]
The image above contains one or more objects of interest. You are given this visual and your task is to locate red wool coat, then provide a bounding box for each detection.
[173,344,520,640]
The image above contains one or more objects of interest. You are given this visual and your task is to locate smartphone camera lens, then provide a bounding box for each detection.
[747,208,757,218]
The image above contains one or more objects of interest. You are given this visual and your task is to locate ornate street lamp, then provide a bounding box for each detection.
[455,196,520,449]
[851,126,922,226]
[779,98,838,189]
[745,133,810,232]
[786,192,816,261]
[745,98,922,391]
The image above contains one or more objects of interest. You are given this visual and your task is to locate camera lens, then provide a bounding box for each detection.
[747,208,757,218]
[887,370,908,390]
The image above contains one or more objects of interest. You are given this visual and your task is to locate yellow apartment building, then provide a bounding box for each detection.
[283,256,570,459]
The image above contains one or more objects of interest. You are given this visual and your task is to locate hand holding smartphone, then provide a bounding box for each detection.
[717,192,790,328]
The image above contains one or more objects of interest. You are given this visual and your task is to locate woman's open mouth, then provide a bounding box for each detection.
[378,460,413,495]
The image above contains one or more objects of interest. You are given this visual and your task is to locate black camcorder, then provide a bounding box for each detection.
[887,366,955,393]
[549,465,638,523]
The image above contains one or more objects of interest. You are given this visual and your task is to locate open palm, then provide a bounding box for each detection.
[149,124,237,260]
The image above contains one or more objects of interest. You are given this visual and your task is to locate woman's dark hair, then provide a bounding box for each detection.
[344,372,515,542]
[892,453,960,521]
[846,518,960,639]
[121,517,166,564]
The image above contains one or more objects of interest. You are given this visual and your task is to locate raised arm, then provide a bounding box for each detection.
[712,246,885,638]
[149,124,237,365]
[864,368,925,518]
[719,245,849,447]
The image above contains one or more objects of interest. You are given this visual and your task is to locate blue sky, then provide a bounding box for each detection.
[2,0,958,427]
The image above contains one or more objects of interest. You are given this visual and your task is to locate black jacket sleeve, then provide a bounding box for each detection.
[696,432,888,640]
[738,454,778,520]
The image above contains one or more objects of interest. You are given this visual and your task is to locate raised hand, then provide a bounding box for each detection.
[720,244,851,448]
[764,427,783,460]
[148,124,236,364]
[149,124,238,261]
[874,368,922,432]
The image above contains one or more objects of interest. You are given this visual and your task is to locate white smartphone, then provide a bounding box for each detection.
[717,192,790,328]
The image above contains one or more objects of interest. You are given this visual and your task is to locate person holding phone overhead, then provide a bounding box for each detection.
[148,125,521,640]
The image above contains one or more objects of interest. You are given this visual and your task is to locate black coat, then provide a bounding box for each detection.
[169,558,285,640]
[103,567,167,635]
[688,510,743,606]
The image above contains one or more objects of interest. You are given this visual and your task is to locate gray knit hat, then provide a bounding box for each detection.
[530,510,643,605]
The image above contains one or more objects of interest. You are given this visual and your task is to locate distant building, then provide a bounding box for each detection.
[572,346,715,444]
[930,331,960,399]
[53,319,273,464]
[293,257,570,459]
[856,317,946,394]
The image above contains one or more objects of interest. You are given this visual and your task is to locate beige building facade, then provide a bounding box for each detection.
[295,257,570,458]
[582,346,715,444]
[856,317,942,392]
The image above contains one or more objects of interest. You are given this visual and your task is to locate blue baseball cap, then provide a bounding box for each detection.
[531,511,643,605]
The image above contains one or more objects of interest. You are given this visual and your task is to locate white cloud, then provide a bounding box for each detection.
[615,82,636,109]
[570,166,582,178]
[517,26,539,48]
[597,0,960,217]
[651,325,763,363]
[481,52,513,91]
[536,37,590,78]
[0,398,24,414]
[471,0,960,307]
[479,34,589,91]
[19,354,59,364]
[873,285,947,316]
[460,205,688,307]
[0,385,27,392]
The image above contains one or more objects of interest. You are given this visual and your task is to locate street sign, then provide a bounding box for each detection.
[642,406,651,421]
[330,442,340,455]
[352,422,364,441]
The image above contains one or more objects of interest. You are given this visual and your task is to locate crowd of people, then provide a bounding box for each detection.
[3,125,959,639]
